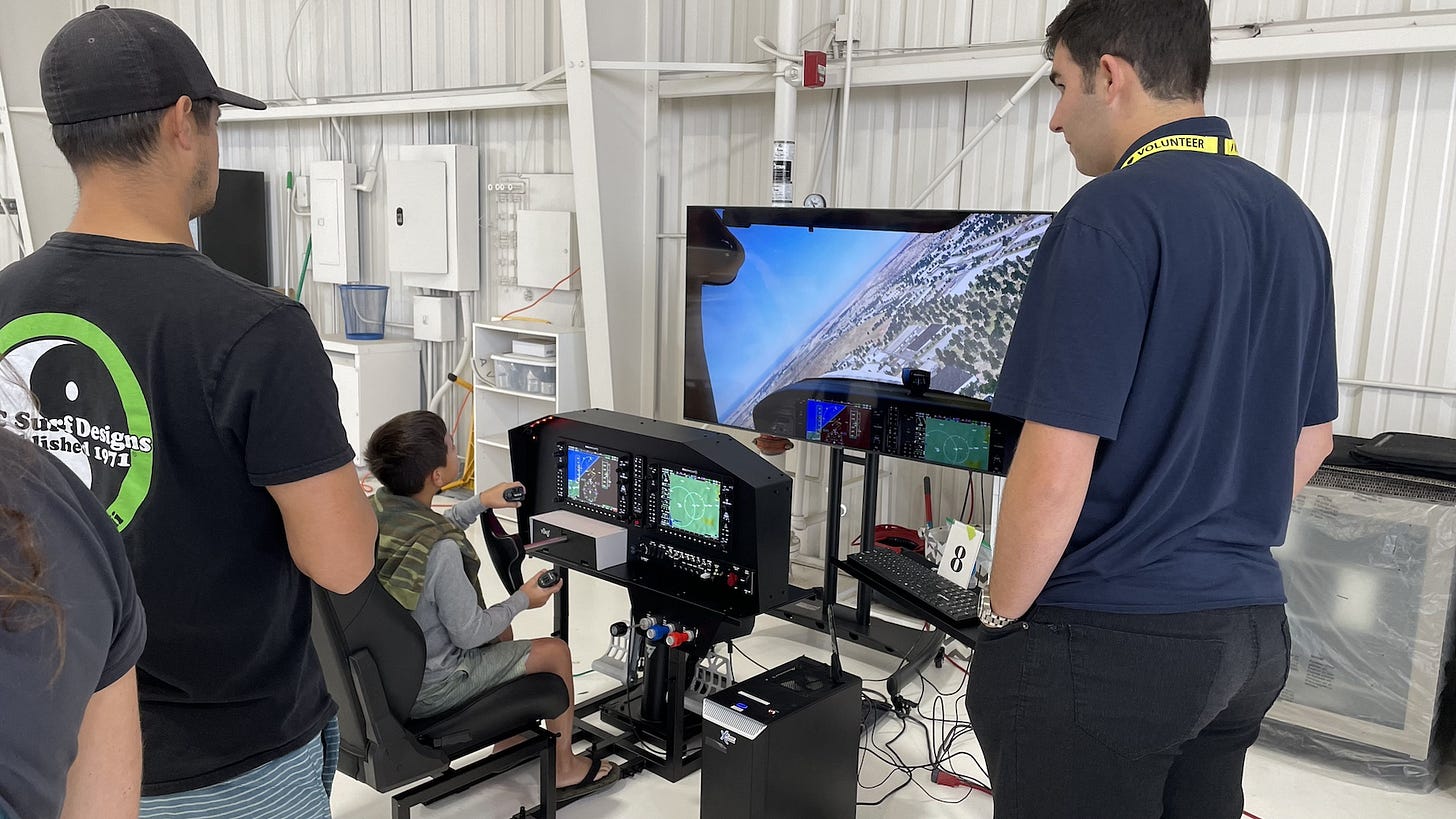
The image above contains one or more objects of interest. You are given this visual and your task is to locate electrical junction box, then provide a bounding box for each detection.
[412,294,458,342]
[520,173,575,210]
[802,51,827,87]
[310,161,360,283]
[516,210,578,290]
[388,144,480,292]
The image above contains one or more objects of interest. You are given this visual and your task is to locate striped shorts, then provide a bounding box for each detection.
[138,719,340,819]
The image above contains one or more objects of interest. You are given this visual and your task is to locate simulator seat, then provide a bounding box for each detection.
[311,509,569,818]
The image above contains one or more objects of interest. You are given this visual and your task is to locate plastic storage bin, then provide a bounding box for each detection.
[340,284,389,340]
[492,355,556,395]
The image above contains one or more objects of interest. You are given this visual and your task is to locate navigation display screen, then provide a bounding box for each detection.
[920,417,991,472]
[566,446,620,513]
[657,467,723,541]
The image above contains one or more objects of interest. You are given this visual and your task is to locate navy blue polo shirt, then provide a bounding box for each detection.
[993,116,1338,613]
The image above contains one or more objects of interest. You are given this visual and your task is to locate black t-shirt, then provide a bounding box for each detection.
[0,434,145,819]
[0,233,354,794]
[993,117,1338,612]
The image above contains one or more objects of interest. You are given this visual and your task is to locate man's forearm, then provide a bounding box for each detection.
[985,422,1098,619]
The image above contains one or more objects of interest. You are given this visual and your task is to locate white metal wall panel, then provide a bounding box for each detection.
[664,0,974,62]
[970,0,1059,44]
[0,133,20,266]
[77,1,554,96]
[971,0,1456,34]
[1349,52,1456,436]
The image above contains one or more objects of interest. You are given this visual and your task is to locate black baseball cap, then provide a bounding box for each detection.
[40,5,265,126]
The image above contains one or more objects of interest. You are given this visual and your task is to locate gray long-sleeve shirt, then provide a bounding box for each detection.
[414,495,528,687]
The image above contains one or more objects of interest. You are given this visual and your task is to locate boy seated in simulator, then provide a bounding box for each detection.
[364,410,620,796]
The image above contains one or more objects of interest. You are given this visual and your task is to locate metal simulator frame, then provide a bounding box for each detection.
[510,409,804,781]
[683,205,1036,699]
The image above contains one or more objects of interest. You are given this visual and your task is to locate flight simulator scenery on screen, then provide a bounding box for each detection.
[658,468,722,541]
[566,445,620,513]
[688,210,1052,429]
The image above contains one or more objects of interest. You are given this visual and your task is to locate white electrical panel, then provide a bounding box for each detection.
[310,161,359,284]
[387,161,449,276]
[516,210,579,290]
[389,145,480,292]
[411,294,457,342]
[520,173,575,210]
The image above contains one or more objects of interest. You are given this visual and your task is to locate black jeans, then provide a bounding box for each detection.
[967,605,1290,819]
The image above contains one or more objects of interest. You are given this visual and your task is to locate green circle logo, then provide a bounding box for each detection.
[0,313,155,531]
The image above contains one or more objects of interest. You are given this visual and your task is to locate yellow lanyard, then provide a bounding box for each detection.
[1121,134,1240,169]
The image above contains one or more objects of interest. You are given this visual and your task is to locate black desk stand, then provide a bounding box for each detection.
[766,447,944,699]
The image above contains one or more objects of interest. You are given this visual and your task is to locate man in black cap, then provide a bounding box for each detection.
[0,7,378,816]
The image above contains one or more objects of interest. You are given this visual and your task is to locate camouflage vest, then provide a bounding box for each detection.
[373,489,486,612]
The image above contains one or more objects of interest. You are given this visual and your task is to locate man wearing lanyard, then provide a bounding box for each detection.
[968,2,1338,818]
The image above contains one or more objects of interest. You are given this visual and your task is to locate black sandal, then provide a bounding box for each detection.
[555,755,621,801]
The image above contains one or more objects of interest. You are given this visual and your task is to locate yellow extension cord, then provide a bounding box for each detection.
[441,380,476,492]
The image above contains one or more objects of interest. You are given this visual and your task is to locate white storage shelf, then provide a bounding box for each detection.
[472,322,588,496]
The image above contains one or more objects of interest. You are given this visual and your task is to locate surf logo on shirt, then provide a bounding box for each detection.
[0,313,155,531]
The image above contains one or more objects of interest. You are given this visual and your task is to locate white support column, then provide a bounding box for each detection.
[560,0,661,415]
[0,2,79,252]
[771,0,799,206]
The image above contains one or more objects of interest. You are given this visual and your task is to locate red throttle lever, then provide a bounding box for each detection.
[664,630,694,648]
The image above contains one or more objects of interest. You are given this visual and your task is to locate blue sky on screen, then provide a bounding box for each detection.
[700,222,910,412]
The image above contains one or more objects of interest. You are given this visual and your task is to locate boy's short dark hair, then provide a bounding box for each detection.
[52,97,217,171]
[364,410,449,497]
[1045,0,1211,102]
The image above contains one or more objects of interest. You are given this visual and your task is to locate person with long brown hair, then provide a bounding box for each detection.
[0,410,145,819]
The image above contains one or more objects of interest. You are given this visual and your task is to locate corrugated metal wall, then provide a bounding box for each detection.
[0,133,21,265]
[65,1,1456,538]
[658,0,1456,444]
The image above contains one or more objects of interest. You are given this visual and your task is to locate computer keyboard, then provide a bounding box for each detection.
[845,547,980,627]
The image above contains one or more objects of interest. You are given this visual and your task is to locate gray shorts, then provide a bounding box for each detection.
[412,639,534,719]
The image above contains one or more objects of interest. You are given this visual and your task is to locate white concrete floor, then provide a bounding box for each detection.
[330,542,1456,819]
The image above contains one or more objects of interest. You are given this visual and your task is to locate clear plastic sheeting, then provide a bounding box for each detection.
[1260,466,1456,791]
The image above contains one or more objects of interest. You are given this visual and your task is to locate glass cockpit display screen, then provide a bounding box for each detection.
[657,467,723,542]
[919,416,991,472]
[565,445,621,514]
[804,399,873,449]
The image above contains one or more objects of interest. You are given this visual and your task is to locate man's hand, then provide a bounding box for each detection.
[523,569,562,608]
[480,481,525,509]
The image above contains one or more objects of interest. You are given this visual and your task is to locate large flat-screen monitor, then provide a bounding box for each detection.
[193,169,269,287]
[682,206,1052,430]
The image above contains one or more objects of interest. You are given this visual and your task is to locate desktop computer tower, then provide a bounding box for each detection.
[701,657,860,819]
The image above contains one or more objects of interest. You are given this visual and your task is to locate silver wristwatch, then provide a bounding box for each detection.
[978,592,1017,629]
